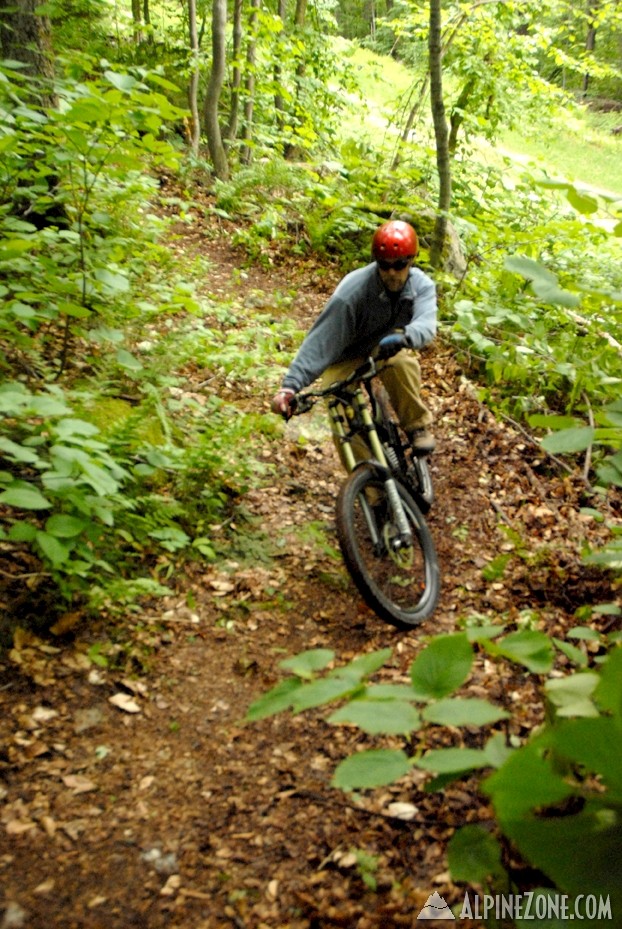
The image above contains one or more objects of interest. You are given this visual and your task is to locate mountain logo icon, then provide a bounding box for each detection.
[417,891,456,920]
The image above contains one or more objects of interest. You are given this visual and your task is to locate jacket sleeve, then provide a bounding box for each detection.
[282,296,356,392]
[404,270,437,349]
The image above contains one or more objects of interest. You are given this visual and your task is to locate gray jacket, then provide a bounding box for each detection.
[282,262,437,392]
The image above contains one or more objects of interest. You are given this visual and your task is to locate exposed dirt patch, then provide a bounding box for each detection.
[1,207,620,929]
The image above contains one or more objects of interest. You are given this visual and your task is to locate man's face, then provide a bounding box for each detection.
[377,257,413,293]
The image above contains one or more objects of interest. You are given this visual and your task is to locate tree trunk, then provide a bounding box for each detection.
[391,76,429,169]
[448,75,476,155]
[143,0,152,42]
[283,0,308,159]
[0,0,56,106]
[428,0,451,269]
[131,0,142,43]
[187,0,201,155]
[274,0,287,132]
[226,0,243,141]
[240,0,260,165]
[204,0,229,179]
[581,1,599,98]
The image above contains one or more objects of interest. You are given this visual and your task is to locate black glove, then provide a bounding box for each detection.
[376,332,410,360]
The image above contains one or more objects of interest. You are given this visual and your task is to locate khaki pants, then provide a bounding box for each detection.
[321,349,432,471]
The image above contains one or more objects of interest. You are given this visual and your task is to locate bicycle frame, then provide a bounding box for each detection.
[321,371,414,549]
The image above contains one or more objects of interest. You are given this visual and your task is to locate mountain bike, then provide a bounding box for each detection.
[291,356,440,628]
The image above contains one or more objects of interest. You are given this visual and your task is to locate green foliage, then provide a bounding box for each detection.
[0,53,302,622]
[249,630,622,917]
[0,60,183,376]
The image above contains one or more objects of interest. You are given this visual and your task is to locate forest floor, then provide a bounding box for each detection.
[1,200,620,929]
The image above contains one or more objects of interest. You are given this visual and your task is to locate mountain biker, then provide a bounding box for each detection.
[271,219,437,460]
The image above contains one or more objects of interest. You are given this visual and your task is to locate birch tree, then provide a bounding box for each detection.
[204,0,229,179]
[428,0,451,267]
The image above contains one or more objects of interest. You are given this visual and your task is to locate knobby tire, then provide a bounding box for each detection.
[336,465,440,628]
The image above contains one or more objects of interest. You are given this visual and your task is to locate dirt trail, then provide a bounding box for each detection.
[1,226,618,929]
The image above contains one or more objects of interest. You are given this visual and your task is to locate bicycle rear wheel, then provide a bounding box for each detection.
[336,465,440,628]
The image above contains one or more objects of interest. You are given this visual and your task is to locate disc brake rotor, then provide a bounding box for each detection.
[382,523,414,568]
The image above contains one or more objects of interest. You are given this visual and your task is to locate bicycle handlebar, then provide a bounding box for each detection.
[290,356,380,417]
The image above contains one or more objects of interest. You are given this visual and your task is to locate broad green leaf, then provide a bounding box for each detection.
[594,647,622,717]
[530,278,581,308]
[594,602,621,615]
[515,889,575,929]
[448,825,504,883]
[116,349,143,371]
[552,637,588,668]
[410,633,473,700]
[27,395,71,417]
[566,187,598,215]
[53,419,100,439]
[104,71,138,92]
[35,530,70,567]
[505,804,622,908]
[0,438,42,464]
[528,414,581,430]
[291,675,363,713]
[544,672,600,717]
[279,648,335,679]
[0,486,51,509]
[246,677,303,721]
[415,747,490,774]
[59,300,91,319]
[8,521,37,542]
[328,699,421,735]
[465,624,505,643]
[567,626,602,641]
[0,239,35,261]
[584,542,622,569]
[483,740,574,821]
[553,717,622,786]
[45,514,88,538]
[484,732,513,768]
[504,255,557,284]
[340,647,392,679]
[332,748,412,790]
[541,426,595,455]
[486,630,554,674]
[364,683,420,700]
[94,268,130,293]
[422,697,509,727]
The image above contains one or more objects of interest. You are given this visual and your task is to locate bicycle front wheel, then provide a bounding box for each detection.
[336,465,440,628]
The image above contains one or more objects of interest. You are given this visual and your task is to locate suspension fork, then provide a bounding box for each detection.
[329,390,413,547]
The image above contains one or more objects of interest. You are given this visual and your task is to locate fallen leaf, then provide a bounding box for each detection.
[6,820,37,835]
[267,879,279,900]
[209,579,236,595]
[385,802,419,821]
[33,879,55,895]
[109,693,141,714]
[62,774,97,794]
[50,612,82,635]
[120,678,148,696]
[32,706,59,723]
[160,875,181,896]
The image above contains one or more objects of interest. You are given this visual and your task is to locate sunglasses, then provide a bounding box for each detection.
[377,257,412,271]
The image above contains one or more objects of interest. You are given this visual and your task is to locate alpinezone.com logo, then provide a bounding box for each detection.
[417,891,613,922]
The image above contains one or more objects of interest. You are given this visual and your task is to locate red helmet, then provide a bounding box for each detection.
[372,220,418,261]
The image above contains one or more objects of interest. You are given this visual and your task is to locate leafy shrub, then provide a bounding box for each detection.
[248,627,622,921]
